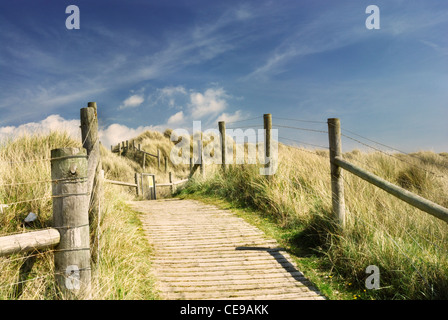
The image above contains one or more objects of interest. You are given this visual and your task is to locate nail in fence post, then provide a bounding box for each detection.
[51,147,91,299]
[328,118,346,227]
[219,121,226,172]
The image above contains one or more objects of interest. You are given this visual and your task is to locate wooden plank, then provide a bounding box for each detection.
[0,228,60,257]
[166,279,312,289]
[157,268,305,278]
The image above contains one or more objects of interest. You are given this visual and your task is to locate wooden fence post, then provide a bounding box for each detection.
[51,147,91,299]
[135,172,140,197]
[199,139,205,178]
[157,149,160,169]
[142,153,146,170]
[328,118,346,227]
[169,172,173,194]
[263,114,272,177]
[165,156,168,173]
[219,121,226,172]
[80,102,102,225]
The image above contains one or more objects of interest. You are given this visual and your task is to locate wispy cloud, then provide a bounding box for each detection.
[243,5,364,81]
[0,3,259,126]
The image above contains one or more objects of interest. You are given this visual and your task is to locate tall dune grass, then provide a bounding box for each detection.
[0,132,157,299]
[180,143,448,299]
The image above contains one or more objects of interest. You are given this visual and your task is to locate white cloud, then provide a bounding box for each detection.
[0,114,162,153]
[167,111,185,125]
[216,110,244,123]
[189,88,228,118]
[98,123,160,149]
[0,115,81,142]
[119,94,144,110]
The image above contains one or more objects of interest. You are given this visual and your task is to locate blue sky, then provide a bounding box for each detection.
[0,0,447,152]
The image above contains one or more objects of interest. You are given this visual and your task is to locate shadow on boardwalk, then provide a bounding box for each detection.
[128,198,326,300]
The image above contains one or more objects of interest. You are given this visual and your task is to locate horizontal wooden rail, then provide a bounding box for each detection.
[334,156,448,224]
[104,179,138,188]
[156,179,189,187]
[140,150,158,158]
[111,143,158,158]
[0,228,60,257]
[173,179,189,185]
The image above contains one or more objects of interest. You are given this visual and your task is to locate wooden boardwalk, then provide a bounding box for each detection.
[128,199,325,300]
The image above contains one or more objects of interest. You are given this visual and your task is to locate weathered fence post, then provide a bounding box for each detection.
[263,114,272,177]
[328,118,346,227]
[51,147,91,299]
[81,103,102,215]
[142,152,146,170]
[219,121,226,172]
[199,139,205,178]
[157,149,160,169]
[164,156,168,173]
[169,172,174,194]
[135,172,140,197]
[80,102,102,225]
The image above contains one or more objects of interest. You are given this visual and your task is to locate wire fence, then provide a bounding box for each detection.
[1,111,446,298]
[0,109,100,298]
[252,115,446,297]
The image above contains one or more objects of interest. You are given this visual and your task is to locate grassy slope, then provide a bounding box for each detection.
[3,129,447,300]
[0,132,159,299]
[178,143,448,300]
